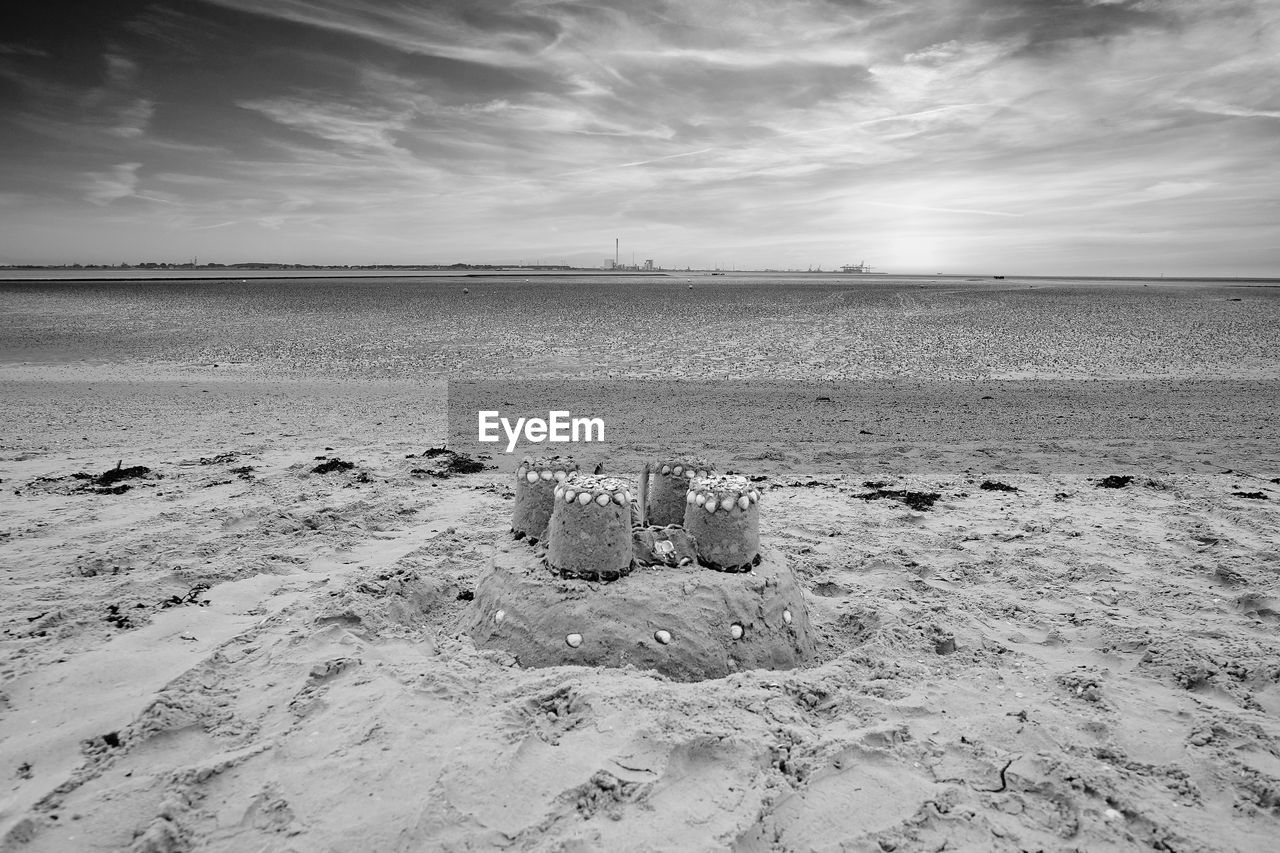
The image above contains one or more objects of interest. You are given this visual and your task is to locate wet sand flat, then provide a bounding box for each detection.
[3,275,1278,380]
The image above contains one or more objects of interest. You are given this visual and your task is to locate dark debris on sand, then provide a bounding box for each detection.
[311,458,355,475]
[1096,475,1134,489]
[197,452,238,466]
[160,583,212,609]
[980,480,1019,493]
[104,603,145,629]
[95,463,154,488]
[1232,491,1269,500]
[854,486,941,512]
[409,449,485,479]
[34,462,161,495]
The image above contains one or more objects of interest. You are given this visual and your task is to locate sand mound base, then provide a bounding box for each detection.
[467,545,815,682]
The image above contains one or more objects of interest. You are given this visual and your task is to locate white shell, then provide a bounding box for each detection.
[694,493,706,506]
[526,471,539,483]
[494,609,505,623]
[565,633,583,648]
[696,469,707,478]
[730,623,744,640]
[782,609,793,625]
[554,487,564,499]
[577,492,592,505]
[539,469,553,480]
[673,465,683,475]
[686,491,697,505]
[654,629,672,645]
[661,465,671,474]
[737,495,751,511]
[554,469,568,481]
[623,490,632,503]
[748,490,759,503]
[595,493,611,506]
[613,492,626,505]
[517,465,527,478]
[704,499,716,514]
[720,497,735,512]
[684,469,695,478]
[564,489,577,502]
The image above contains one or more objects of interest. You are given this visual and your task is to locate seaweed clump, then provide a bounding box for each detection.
[83,462,157,494]
[1097,475,1133,489]
[855,485,941,512]
[410,449,485,479]
[312,458,355,475]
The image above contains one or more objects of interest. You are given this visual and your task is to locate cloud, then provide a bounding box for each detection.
[1178,99,1280,120]
[861,200,1022,217]
[236,97,409,153]
[110,98,154,137]
[84,162,141,204]
[0,0,1277,273]
[198,0,560,69]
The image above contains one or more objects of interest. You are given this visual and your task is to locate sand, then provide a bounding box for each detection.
[1,373,1278,852]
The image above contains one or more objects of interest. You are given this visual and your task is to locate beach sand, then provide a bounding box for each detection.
[2,375,1278,852]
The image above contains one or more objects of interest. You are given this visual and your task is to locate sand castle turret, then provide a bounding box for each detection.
[685,474,761,571]
[647,455,714,526]
[511,455,578,542]
[546,473,634,582]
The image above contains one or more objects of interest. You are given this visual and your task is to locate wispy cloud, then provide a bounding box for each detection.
[84,162,141,205]
[110,98,154,138]
[861,200,1022,218]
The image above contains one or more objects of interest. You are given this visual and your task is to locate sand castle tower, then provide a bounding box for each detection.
[546,473,634,582]
[684,474,761,572]
[511,455,578,542]
[469,457,814,682]
[647,455,713,526]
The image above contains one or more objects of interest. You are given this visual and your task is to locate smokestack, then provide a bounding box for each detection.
[615,238,619,267]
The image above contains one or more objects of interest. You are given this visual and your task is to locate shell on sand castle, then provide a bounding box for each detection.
[647,455,714,526]
[511,455,578,542]
[545,472,633,581]
[467,544,815,682]
[684,474,761,572]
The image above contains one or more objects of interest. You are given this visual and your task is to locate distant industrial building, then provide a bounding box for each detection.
[601,239,658,271]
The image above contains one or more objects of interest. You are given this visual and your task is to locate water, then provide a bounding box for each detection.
[1,274,1276,380]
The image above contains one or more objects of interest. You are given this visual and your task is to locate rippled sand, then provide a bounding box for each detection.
[2,275,1277,381]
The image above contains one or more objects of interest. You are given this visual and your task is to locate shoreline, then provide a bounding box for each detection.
[3,270,1278,284]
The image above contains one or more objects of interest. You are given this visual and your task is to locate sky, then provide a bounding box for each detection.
[1,0,1278,276]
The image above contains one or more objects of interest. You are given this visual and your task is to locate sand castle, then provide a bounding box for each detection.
[468,456,814,681]
[511,455,579,542]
